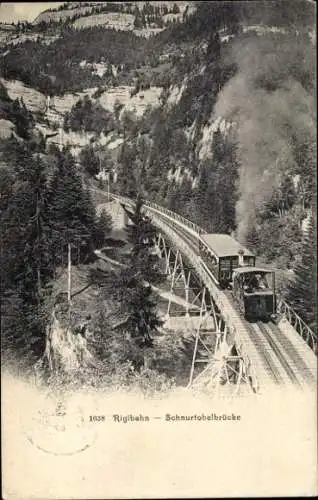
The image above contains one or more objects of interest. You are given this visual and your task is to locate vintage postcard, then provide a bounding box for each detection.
[1,1,317,498]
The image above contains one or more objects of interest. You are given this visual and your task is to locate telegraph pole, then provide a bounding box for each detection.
[107,171,110,202]
[67,243,72,324]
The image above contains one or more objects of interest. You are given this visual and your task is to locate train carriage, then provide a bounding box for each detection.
[232,267,277,321]
[199,233,255,288]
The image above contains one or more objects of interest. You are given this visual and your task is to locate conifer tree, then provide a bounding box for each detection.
[245,224,261,253]
[116,143,138,197]
[118,269,161,348]
[124,194,161,284]
[116,194,162,349]
[93,209,113,248]
[195,161,216,232]
[79,145,100,177]
[1,147,50,367]
[285,213,317,332]
[45,147,97,267]
[165,179,179,212]
[134,15,142,29]
[22,154,50,299]
[1,149,49,301]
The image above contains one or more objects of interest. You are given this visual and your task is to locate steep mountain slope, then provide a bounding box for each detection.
[1,0,316,271]
[1,0,316,389]
[110,1,316,271]
[34,1,195,36]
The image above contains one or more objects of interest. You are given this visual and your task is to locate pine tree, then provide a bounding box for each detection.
[124,194,162,285]
[116,194,162,350]
[22,154,50,299]
[176,176,193,219]
[1,149,49,301]
[116,143,138,197]
[118,269,161,348]
[11,98,33,140]
[210,130,239,234]
[79,145,100,177]
[134,14,142,29]
[1,148,50,368]
[285,213,317,332]
[165,180,179,212]
[245,225,261,253]
[93,209,113,248]
[206,32,221,63]
[195,160,216,232]
[140,11,147,28]
[45,147,97,267]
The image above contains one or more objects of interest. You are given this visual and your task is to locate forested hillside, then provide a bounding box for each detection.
[114,2,316,269]
[0,0,316,387]
[0,87,191,390]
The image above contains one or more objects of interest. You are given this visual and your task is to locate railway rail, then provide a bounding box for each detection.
[107,191,317,391]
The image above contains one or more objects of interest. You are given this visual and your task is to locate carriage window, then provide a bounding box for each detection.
[220,258,231,270]
[232,257,239,268]
[243,273,269,291]
[257,274,269,289]
[244,256,254,266]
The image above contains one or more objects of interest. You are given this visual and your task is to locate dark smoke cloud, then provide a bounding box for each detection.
[215,30,316,241]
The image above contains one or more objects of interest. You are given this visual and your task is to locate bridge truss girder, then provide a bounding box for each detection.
[155,232,256,396]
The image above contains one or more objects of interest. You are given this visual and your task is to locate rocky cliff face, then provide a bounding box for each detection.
[1,1,315,252]
[0,77,46,112]
[34,1,195,35]
[1,0,316,390]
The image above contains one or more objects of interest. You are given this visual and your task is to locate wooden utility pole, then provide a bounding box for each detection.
[36,192,42,301]
[67,243,72,323]
[107,171,110,202]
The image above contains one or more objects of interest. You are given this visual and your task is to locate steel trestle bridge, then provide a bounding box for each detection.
[104,192,317,395]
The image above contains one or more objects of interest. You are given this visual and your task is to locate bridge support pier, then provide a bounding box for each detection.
[111,194,316,395]
[155,232,255,396]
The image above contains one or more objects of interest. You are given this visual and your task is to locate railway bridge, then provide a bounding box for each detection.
[102,191,317,395]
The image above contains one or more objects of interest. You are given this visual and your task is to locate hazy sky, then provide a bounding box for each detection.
[0,2,64,23]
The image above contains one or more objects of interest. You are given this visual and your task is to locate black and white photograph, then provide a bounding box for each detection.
[1,1,317,498]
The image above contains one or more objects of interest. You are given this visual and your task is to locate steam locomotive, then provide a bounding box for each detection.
[198,233,277,321]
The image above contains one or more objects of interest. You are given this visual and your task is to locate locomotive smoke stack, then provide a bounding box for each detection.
[238,248,244,266]
[214,22,316,244]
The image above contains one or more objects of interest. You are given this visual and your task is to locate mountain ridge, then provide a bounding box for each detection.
[0,1,316,264]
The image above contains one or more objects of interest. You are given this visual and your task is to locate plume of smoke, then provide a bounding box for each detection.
[214,31,316,242]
